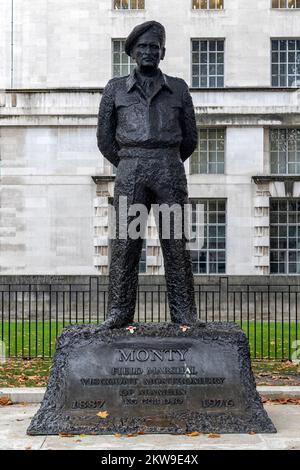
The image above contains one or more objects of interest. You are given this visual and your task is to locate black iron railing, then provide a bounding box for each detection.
[0,277,299,360]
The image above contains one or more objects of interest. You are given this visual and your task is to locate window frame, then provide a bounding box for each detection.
[190,127,226,175]
[112,38,135,78]
[271,38,300,88]
[270,198,300,275]
[191,0,224,10]
[270,128,300,175]
[113,0,145,10]
[189,198,227,275]
[271,0,300,9]
[191,38,225,89]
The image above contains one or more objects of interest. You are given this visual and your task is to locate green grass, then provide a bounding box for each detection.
[0,321,299,360]
[0,358,51,387]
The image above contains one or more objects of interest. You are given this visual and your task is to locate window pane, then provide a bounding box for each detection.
[192,41,199,52]
[217,41,224,51]
[200,53,208,64]
[201,41,208,52]
[209,41,216,51]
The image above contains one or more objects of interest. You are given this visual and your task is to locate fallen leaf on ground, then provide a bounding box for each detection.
[0,396,13,406]
[281,361,294,368]
[262,398,275,405]
[288,398,300,404]
[25,446,32,450]
[114,433,123,438]
[126,433,138,437]
[262,397,300,405]
[96,411,109,418]
[248,432,256,435]
[59,433,74,438]
[208,433,221,438]
[186,431,202,437]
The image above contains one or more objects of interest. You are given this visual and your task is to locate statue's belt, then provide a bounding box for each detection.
[118,147,181,159]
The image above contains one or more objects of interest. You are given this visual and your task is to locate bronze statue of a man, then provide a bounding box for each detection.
[97,21,198,328]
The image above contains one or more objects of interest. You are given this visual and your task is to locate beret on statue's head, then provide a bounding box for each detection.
[125,21,166,56]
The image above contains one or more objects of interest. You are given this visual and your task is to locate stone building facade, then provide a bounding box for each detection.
[1,0,300,277]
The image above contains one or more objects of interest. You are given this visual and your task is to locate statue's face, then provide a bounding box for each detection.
[131,30,165,70]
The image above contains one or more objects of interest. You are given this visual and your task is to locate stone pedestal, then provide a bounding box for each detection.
[27,322,276,435]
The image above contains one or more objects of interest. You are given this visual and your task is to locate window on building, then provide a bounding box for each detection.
[272,0,300,8]
[112,39,135,77]
[270,129,300,174]
[271,39,300,87]
[270,199,300,274]
[190,199,226,274]
[191,128,225,174]
[114,0,145,9]
[192,0,224,9]
[191,39,224,88]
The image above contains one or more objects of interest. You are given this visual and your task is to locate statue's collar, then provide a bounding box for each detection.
[126,68,173,93]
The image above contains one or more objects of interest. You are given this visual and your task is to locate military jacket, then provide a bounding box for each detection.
[97,68,198,167]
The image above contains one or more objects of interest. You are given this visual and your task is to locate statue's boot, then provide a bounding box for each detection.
[170,306,206,327]
[101,308,134,329]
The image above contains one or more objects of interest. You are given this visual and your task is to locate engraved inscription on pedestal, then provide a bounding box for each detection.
[64,339,243,419]
[27,323,276,435]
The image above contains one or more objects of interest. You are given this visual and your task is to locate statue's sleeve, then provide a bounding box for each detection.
[97,81,120,168]
[180,83,198,163]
